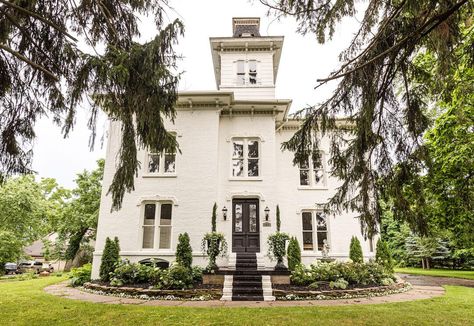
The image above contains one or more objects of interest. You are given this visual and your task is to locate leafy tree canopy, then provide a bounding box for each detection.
[261,0,473,237]
[0,1,183,210]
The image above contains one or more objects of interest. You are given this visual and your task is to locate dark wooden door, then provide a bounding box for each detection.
[232,199,260,252]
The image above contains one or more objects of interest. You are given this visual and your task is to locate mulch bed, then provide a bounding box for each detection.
[83,282,222,299]
[273,281,410,300]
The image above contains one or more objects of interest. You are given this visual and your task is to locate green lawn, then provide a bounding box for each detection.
[0,277,473,325]
[395,267,474,280]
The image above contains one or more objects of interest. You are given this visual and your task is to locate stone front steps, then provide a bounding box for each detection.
[220,253,275,301]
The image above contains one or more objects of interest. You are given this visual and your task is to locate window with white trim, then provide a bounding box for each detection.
[237,60,245,85]
[141,202,173,249]
[299,152,326,187]
[146,151,176,175]
[248,60,257,84]
[232,138,259,177]
[302,211,328,251]
[235,60,258,85]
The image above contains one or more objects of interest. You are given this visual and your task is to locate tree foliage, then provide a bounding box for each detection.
[262,0,473,237]
[175,232,192,269]
[349,236,363,263]
[58,159,104,262]
[0,1,183,210]
[99,236,120,282]
[287,236,302,271]
[375,239,394,272]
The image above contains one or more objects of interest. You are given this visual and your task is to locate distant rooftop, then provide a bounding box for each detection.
[232,17,261,37]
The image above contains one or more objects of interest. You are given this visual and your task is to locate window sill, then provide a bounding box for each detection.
[228,177,263,181]
[142,174,177,178]
[297,186,328,190]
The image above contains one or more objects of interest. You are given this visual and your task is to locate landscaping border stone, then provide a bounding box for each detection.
[83,282,222,300]
[274,281,411,300]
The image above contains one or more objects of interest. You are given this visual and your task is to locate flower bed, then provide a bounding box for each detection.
[82,282,222,300]
[274,280,411,300]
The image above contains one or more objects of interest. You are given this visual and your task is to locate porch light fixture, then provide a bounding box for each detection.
[264,206,270,221]
[222,206,228,221]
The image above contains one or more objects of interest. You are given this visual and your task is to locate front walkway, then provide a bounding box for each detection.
[44,274,453,307]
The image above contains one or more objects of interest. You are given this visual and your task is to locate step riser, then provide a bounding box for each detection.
[221,254,275,302]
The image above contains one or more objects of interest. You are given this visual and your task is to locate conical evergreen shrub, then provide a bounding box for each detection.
[376,239,394,272]
[287,236,302,271]
[99,237,120,282]
[349,236,363,263]
[176,232,193,269]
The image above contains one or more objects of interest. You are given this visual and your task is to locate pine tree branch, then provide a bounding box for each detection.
[3,11,64,74]
[0,0,78,42]
[316,0,469,83]
[0,43,59,81]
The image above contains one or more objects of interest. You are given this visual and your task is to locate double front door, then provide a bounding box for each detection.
[232,199,260,252]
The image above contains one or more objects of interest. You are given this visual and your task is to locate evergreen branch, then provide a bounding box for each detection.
[0,43,58,81]
[3,11,64,74]
[0,0,78,42]
[316,0,469,83]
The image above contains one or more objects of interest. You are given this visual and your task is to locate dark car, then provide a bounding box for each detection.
[4,263,18,274]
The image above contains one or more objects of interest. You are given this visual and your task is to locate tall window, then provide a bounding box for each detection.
[237,60,245,85]
[235,60,257,85]
[232,138,259,177]
[299,152,325,187]
[147,151,176,175]
[301,211,328,251]
[142,202,173,249]
[248,60,257,84]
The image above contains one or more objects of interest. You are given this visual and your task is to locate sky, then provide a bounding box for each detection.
[31,0,362,188]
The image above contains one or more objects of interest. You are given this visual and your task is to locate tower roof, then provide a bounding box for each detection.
[232,17,261,37]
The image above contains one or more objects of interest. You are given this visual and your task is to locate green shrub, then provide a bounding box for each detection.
[276,205,281,232]
[349,236,364,263]
[381,277,395,286]
[191,266,203,284]
[287,236,302,271]
[99,237,120,282]
[329,278,348,289]
[109,260,155,285]
[290,263,311,285]
[69,263,92,286]
[158,263,194,289]
[290,261,394,287]
[267,232,290,262]
[176,232,193,269]
[376,239,394,272]
[201,232,228,271]
[202,203,228,271]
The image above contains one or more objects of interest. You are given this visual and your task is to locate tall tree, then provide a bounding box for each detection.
[0,1,183,209]
[59,159,104,263]
[261,0,473,237]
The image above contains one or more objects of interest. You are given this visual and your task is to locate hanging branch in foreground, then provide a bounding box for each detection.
[0,0,183,210]
[261,0,473,237]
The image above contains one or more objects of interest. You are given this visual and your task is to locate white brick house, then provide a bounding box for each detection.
[91,17,375,279]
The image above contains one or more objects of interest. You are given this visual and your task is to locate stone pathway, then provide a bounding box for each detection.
[43,273,459,307]
[397,273,474,288]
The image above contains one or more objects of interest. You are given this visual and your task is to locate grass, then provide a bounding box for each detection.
[0,277,473,325]
[395,267,474,280]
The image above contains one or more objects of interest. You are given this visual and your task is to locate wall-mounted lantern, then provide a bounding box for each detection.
[222,206,228,221]
[264,206,270,221]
